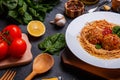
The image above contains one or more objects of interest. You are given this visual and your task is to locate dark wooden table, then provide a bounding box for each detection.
[0,0,114,80]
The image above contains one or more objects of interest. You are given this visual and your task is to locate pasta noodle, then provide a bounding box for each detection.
[79,20,120,59]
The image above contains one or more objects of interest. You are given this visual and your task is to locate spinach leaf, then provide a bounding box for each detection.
[39,36,52,49]
[18,2,27,15]
[8,10,18,18]
[3,0,18,10]
[0,0,4,14]
[0,0,60,24]
[18,0,24,7]
[38,33,66,55]
[25,0,34,7]
[23,12,32,24]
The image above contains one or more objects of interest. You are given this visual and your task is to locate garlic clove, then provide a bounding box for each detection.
[50,13,66,27]
[55,14,64,21]
[56,18,66,27]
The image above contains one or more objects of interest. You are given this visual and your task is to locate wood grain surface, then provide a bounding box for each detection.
[61,47,120,80]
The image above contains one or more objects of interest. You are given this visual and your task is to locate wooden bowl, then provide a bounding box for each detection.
[65,0,85,18]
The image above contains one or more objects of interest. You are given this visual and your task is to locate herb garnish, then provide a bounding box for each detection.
[112,26,120,37]
[95,44,102,49]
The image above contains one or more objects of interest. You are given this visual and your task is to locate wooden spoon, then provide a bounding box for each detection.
[25,53,54,80]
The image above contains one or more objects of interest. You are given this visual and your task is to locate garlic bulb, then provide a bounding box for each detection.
[50,13,66,27]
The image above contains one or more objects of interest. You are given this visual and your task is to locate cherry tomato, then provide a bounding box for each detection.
[0,40,8,59]
[2,24,22,42]
[102,27,112,35]
[9,38,27,58]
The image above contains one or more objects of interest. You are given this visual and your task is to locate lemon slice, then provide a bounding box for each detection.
[27,20,46,37]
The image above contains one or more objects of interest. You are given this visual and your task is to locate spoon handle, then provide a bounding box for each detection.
[98,0,109,7]
[25,71,37,80]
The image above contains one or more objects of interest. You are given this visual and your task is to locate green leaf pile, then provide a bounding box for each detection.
[38,33,66,55]
[0,0,60,24]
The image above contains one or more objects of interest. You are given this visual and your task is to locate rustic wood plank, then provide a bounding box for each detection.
[61,47,120,80]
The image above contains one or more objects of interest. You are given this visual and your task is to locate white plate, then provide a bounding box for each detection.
[65,11,120,69]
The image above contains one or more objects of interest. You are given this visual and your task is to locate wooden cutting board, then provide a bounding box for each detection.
[61,47,120,80]
[0,33,33,69]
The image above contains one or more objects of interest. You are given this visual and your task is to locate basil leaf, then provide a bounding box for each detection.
[112,26,120,34]
[95,44,102,49]
[117,31,120,37]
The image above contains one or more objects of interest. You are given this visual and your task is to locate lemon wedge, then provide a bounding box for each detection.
[27,20,46,37]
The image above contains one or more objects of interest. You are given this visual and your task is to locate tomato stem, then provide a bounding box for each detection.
[0,31,11,45]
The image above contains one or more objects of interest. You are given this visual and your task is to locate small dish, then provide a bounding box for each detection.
[81,0,99,5]
[64,0,84,18]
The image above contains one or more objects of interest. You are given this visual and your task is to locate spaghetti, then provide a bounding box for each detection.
[79,20,120,59]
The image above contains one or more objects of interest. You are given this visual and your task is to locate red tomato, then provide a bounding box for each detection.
[9,38,27,58]
[2,24,22,42]
[0,40,8,59]
[102,27,112,35]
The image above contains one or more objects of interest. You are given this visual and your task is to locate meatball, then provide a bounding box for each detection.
[102,34,120,50]
[86,28,103,44]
